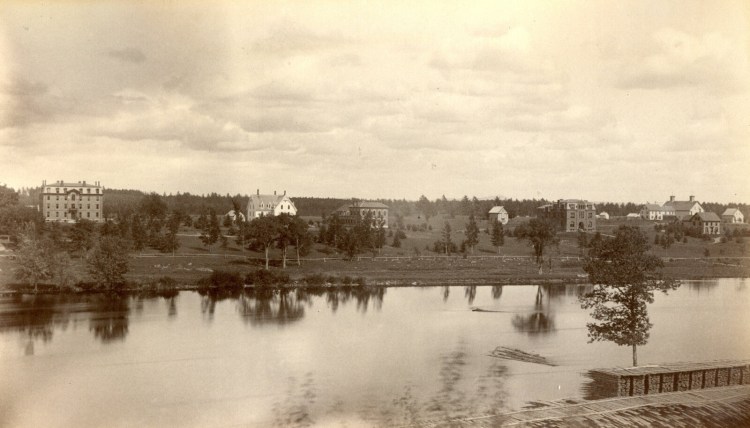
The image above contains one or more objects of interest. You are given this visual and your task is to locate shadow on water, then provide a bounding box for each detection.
[0,291,178,352]
[198,287,387,325]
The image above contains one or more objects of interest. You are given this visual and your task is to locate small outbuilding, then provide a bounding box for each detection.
[597,212,609,220]
[721,208,744,224]
[488,206,509,225]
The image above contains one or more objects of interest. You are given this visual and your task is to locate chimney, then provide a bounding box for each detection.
[283,190,286,195]
[669,195,675,202]
[274,190,276,195]
[256,189,259,196]
[689,195,694,202]
[83,181,86,186]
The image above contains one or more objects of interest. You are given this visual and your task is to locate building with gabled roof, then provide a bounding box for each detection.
[664,195,703,220]
[686,212,722,235]
[247,190,297,219]
[721,208,744,224]
[640,203,675,221]
[40,180,104,223]
[488,206,509,225]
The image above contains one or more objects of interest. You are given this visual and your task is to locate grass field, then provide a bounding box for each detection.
[1,215,748,290]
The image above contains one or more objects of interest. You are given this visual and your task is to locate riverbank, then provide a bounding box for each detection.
[1,253,748,294]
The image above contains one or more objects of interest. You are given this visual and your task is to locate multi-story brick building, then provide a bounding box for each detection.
[335,201,389,228]
[537,199,596,232]
[40,180,104,223]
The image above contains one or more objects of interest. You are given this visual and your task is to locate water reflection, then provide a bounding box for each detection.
[88,296,130,343]
[464,286,477,304]
[491,285,503,299]
[197,287,387,326]
[0,292,178,351]
[511,286,556,336]
[272,372,318,427]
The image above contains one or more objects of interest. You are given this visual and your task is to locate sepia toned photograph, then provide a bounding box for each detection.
[1,1,749,427]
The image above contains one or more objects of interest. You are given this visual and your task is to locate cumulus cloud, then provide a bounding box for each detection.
[615,29,745,91]
[106,47,147,63]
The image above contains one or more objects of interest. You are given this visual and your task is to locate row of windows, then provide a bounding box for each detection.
[47,195,100,201]
[568,212,594,219]
[46,211,100,218]
[46,187,101,194]
[48,203,99,209]
[569,222,594,229]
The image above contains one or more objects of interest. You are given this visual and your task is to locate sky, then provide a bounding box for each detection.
[0,1,749,203]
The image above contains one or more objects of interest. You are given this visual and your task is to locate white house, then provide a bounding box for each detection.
[721,208,744,224]
[247,190,297,219]
[226,210,246,222]
[597,212,610,220]
[488,206,509,225]
[626,213,641,220]
[664,195,703,220]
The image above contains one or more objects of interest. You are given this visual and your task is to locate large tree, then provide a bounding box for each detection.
[441,222,453,255]
[579,226,679,366]
[490,219,504,253]
[14,224,54,291]
[199,209,221,252]
[464,213,479,254]
[87,236,130,289]
[248,215,279,269]
[416,195,436,221]
[515,219,558,273]
[288,216,311,266]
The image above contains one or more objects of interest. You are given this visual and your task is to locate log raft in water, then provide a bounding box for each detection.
[489,346,557,366]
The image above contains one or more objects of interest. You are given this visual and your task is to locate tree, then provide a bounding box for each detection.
[289,216,311,266]
[248,215,279,269]
[199,209,221,252]
[490,220,504,253]
[14,224,54,291]
[0,184,19,208]
[416,195,436,221]
[579,226,679,366]
[465,213,479,254]
[68,219,97,255]
[275,213,294,269]
[130,214,147,253]
[441,222,453,255]
[391,232,401,248]
[515,219,558,273]
[87,236,130,289]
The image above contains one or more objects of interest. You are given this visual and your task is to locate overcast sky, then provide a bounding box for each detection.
[1,1,748,203]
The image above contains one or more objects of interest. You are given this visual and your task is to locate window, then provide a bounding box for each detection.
[47,195,50,200]
[56,188,59,193]
[569,222,575,229]
[96,204,99,209]
[47,204,49,209]
[87,204,90,209]
[96,196,99,201]
[96,189,99,194]
[56,212,59,217]
[79,204,82,209]
[96,212,99,218]
[569,212,575,218]
[56,196,59,201]
[588,212,593,218]
[87,189,91,194]
[72,194,75,201]
[87,212,90,218]
[56,204,59,209]
[588,222,593,228]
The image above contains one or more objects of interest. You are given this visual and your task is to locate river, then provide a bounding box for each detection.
[1,279,748,427]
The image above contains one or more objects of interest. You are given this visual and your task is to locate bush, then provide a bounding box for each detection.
[341,276,353,285]
[354,276,367,286]
[246,269,289,286]
[198,270,244,289]
[303,273,327,285]
[327,275,338,284]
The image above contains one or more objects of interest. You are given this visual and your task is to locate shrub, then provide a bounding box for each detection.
[246,269,289,286]
[327,275,338,284]
[341,275,353,285]
[303,273,327,286]
[198,270,244,289]
[354,276,367,286]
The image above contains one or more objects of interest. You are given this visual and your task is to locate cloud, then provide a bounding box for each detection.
[614,29,745,91]
[106,47,147,64]
[252,21,348,54]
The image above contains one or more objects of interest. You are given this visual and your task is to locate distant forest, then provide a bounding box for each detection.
[12,186,750,221]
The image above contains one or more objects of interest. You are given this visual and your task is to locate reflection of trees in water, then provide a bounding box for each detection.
[492,285,504,300]
[464,286,477,305]
[88,296,130,343]
[0,294,71,355]
[271,372,318,428]
[198,287,387,326]
[443,286,450,302]
[510,286,556,336]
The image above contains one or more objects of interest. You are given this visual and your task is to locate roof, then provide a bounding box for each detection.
[722,208,741,216]
[249,194,295,210]
[626,213,641,217]
[47,182,101,188]
[642,204,663,211]
[692,212,721,222]
[351,201,389,209]
[488,206,507,214]
[665,200,700,211]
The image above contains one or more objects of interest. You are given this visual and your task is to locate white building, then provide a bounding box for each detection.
[597,212,610,220]
[722,208,744,224]
[664,195,703,220]
[640,204,674,221]
[247,190,297,219]
[488,206,509,225]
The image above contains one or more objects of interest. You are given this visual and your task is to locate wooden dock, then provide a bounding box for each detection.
[415,384,750,427]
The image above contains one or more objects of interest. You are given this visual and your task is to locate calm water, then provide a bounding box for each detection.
[1,279,748,427]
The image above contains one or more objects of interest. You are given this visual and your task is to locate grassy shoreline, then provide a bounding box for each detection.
[1,253,747,295]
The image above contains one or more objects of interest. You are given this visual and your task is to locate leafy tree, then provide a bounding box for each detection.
[515,219,558,273]
[416,195,436,221]
[324,214,344,248]
[0,184,20,208]
[465,213,479,254]
[14,224,54,291]
[289,216,311,266]
[199,209,221,252]
[490,220,504,253]
[441,222,453,255]
[87,236,130,289]
[51,252,78,289]
[68,219,97,255]
[248,215,279,269]
[130,214,147,253]
[392,232,401,248]
[161,213,181,255]
[579,226,679,366]
[275,214,294,269]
